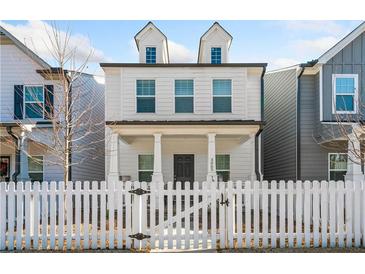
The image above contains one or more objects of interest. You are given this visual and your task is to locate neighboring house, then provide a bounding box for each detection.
[102,22,266,185]
[263,21,365,182]
[0,26,105,182]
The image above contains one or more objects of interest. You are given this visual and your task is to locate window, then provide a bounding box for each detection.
[216,155,230,182]
[146,47,156,64]
[211,47,221,64]
[333,74,358,113]
[28,155,44,182]
[175,80,194,113]
[213,79,232,113]
[138,155,154,182]
[328,153,347,181]
[136,80,155,113]
[24,86,44,119]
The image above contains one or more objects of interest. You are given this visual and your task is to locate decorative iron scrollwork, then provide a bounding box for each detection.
[129,233,151,240]
[129,188,150,195]
[219,193,230,206]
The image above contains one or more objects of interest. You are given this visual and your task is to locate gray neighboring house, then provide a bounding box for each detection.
[0,26,105,182]
[264,21,365,182]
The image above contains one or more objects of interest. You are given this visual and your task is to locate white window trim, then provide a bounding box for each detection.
[23,85,45,120]
[328,153,347,181]
[173,79,195,114]
[216,154,230,178]
[135,79,156,114]
[145,46,157,64]
[138,154,154,181]
[211,79,233,114]
[332,74,358,114]
[210,46,222,64]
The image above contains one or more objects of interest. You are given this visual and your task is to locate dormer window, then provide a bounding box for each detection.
[211,47,221,64]
[146,47,156,64]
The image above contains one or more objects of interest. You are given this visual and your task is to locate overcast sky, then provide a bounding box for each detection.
[1,20,362,75]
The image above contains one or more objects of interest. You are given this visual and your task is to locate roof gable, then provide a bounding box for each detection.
[134,21,168,50]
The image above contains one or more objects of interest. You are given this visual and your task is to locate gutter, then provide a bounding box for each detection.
[296,66,305,181]
[260,66,266,121]
[255,125,264,180]
[6,126,20,182]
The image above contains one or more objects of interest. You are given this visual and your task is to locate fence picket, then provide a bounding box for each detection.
[362,181,365,248]
[312,181,320,247]
[176,181,182,249]
[227,181,234,248]
[279,180,286,248]
[116,181,123,249]
[0,183,6,250]
[320,181,328,248]
[329,181,336,247]
[304,181,311,248]
[66,182,73,250]
[337,181,345,247]
[24,182,31,249]
[193,182,199,249]
[8,182,15,250]
[41,182,48,250]
[210,181,217,249]
[49,181,56,249]
[184,181,190,250]
[245,181,252,248]
[236,181,243,248]
[74,181,81,249]
[16,182,23,250]
[202,181,208,249]
[91,181,98,249]
[83,181,90,249]
[159,181,165,249]
[149,181,156,249]
[262,181,269,248]
[58,181,65,250]
[354,182,361,247]
[296,181,303,248]
[108,181,115,249]
[287,181,294,248]
[33,182,40,250]
[219,181,226,249]
[168,181,174,249]
[345,181,353,247]
[132,181,140,250]
[141,181,148,249]
[100,181,107,249]
[125,181,132,249]
[253,181,260,248]
[270,181,277,248]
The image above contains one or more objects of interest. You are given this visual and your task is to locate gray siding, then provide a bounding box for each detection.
[263,69,297,180]
[322,32,365,121]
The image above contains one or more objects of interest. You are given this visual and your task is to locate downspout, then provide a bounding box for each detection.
[255,125,264,180]
[6,126,20,181]
[296,66,305,181]
[66,74,72,181]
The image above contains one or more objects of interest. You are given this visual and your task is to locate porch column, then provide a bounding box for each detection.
[345,131,364,183]
[207,133,217,182]
[18,131,30,181]
[152,133,163,183]
[108,133,120,182]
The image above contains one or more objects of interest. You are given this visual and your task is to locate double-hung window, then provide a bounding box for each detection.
[138,155,154,182]
[216,155,230,182]
[328,153,347,181]
[24,86,44,119]
[333,74,358,113]
[211,47,221,64]
[175,80,194,113]
[146,47,156,64]
[136,80,155,113]
[28,155,44,182]
[213,79,232,113]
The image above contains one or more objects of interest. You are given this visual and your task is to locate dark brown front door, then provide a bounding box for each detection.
[174,154,194,187]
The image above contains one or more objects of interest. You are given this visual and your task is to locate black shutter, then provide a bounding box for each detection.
[44,85,54,119]
[14,85,24,120]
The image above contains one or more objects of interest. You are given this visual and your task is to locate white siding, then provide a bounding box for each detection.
[104,66,262,121]
[117,136,254,182]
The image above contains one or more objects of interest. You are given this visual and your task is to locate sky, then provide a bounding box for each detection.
[0,20,363,75]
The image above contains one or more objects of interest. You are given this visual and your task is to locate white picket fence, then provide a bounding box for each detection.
[0,180,365,251]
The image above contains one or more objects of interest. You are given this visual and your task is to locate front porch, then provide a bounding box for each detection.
[106,121,263,183]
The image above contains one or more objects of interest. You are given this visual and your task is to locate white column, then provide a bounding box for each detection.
[207,133,217,182]
[345,132,364,183]
[152,133,163,183]
[108,133,120,182]
[18,131,30,181]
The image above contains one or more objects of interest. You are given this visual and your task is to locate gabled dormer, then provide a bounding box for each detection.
[198,22,233,64]
[134,21,169,64]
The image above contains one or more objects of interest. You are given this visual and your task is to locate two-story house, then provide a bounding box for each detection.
[0,26,105,182]
[102,22,266,185]
[263,21,365,182]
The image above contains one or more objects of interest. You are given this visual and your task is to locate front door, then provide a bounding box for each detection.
[174,154,194,187]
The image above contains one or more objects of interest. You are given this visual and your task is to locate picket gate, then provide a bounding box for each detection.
[0,180,365,251]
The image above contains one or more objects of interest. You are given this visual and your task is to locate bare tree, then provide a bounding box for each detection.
[5,22,105,182]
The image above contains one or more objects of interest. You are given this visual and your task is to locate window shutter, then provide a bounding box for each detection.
[44,85,54,119]
[14,85,24,119]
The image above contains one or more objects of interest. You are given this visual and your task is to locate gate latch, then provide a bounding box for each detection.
[129,233,151,240]
[219,193,229,207]
[129,188,150,195]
